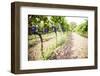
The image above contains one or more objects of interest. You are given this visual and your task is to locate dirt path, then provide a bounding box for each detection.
[50,32,88,59]
[71,32,88,58]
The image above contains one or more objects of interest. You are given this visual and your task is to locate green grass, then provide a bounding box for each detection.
[42,32,68,60]
[76,31,88,38]
[28,32,68,60]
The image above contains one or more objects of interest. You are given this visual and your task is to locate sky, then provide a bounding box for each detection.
[65,16,88,25]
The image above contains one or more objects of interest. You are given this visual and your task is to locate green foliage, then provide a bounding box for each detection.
[75,19,88,37]
[28,15,70,33]
[50,16,69,32]
[28,15,50,33]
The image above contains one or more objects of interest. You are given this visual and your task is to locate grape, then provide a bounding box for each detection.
[32,26,36,33]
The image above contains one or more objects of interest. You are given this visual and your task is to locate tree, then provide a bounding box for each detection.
[69,22,77,32]
[50,16,69,32]
[28,15,50,59]
[60,17,69,32]
[50,16,69,47]
[74,19,88,37]
[50,16,61,47]
[28,15,70,59]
